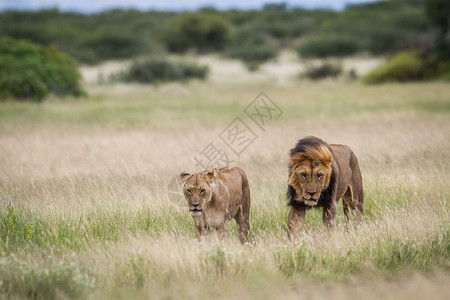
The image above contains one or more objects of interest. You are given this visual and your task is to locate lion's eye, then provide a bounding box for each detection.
[200,189,206,194]
[186,189,192,194]
[300,173,307,179]
[317,174,323,180]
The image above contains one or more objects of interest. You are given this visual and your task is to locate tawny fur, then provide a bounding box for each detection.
[287,136,363,240]
[180,167,251,244]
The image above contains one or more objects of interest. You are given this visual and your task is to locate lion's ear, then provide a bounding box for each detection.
[206,169,215,181]
[179,172,190,182]
[204,168,219,182]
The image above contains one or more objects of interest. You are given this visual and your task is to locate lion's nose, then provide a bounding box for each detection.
[307,192,316,198]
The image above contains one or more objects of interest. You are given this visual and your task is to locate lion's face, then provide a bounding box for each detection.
[180,171,214,216]
[289,159,331,206]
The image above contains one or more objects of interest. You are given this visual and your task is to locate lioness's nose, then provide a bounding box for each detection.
[192,203,199,207]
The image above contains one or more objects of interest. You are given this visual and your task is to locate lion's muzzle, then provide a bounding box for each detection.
[303,193,320,206]
[190,203,203,216]
[190,208,203,216]
[304,199,319,206]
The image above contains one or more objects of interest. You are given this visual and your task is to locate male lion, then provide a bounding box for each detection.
[180,167,251,244]
[287,136,363,240]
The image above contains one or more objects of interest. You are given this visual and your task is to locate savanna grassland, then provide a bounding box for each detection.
[0,60,449,299]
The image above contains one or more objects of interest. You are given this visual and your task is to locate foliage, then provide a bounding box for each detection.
[0,37,84,101]
[76,30,145,64]
[227,44,278,71]
[301,61,343,80]
[0,9,172,64]
[297,0,430,58]
[364,51,424,84]
[297,34,362,58]
[0,1,435,65]
[163,13,233,53]
[116,58,209,84]
[425,0,450,60]
[425,0,450,36]
[225,30,278,70]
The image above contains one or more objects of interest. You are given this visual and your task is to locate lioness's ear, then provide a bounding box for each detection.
[205,169,215,181]
[179,172,190,182]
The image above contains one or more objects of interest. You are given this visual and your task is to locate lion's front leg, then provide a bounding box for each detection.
[287,206,306,241]
[193,215,208,241]
[215,225,226,241]
[322,201,337,229]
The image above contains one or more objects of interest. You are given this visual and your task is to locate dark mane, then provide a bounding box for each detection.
[287,167,336,208]
[287,136,336,208]
[289,136,328,156]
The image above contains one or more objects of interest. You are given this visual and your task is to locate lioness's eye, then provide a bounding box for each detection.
[200,189,205,194]
[186,189,192,194]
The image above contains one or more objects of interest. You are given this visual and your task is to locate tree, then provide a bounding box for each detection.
[425,0,450,59]
[163,13,233,53]
[0,37,84,101]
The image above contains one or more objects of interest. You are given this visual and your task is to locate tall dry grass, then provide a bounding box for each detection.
[0,80,449,299]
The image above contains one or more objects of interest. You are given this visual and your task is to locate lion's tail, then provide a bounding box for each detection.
[350,151,364,216]
[237,168,251,221]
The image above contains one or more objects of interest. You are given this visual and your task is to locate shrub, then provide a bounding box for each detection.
[225,30,278,71]
[0,37,84,101]
[116,58,209,84]
[163,13,233,53]
[76,30,145,64]
[364,51,424,84]
[226,45,277,71]
[425,0,450,37]
[425,0,450,60]
[300,61,343,80]
[297,34,362,58]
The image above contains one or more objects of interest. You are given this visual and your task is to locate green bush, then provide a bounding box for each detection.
[116,58,209,84]
[226,45,277,71]
[0,37,84,101]
[301,61,343,80]
[225,30,278,71]
[364,51,424,84]
[0,3,434,63]
[425,0,450,60]
[163,13,232,53]
[297,34,362,58]
[76,30,145,64]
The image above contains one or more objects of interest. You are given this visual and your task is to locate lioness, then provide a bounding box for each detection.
[287,136,363,240]
[180,167,251,244]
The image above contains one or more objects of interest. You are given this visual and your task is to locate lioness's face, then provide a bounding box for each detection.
[289,160,331,206]
[179,172,213,216]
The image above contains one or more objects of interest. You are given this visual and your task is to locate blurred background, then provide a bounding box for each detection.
[0,1,449,299]
[0,0,449,99]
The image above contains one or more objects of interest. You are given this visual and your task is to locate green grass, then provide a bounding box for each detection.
[0,82,449,130]
[0,80,449,299]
